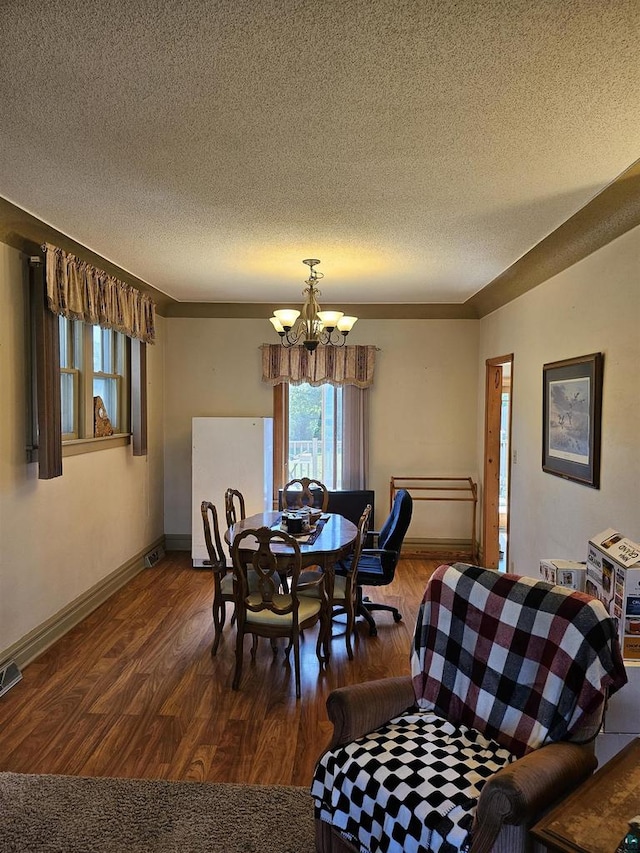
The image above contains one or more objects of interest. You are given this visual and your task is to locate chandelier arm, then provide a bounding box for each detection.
[284,324,305,346]
[320,327,347,347]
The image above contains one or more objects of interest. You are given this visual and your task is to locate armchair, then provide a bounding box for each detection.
[312,563,627,853]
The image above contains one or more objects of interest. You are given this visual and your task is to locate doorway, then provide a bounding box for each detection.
[482,355,513,570]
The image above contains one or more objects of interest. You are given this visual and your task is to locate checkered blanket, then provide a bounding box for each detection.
[312,710,513,853]
[411,563,628,757]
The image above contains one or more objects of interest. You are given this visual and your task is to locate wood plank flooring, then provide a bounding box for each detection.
[0,553,440,786]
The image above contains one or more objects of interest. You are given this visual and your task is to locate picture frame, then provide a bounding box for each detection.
[542,352,604,488]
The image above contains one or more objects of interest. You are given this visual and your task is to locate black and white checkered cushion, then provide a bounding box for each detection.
[311,710,513,853]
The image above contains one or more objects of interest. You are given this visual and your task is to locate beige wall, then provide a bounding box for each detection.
[4,218,637,661]
[0,243,165,660]
[363,319,479,536]
[478,225,640,577]
[163,317,480,538]
[163,319,274,538]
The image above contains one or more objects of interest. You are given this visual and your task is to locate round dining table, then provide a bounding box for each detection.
[225,510,357,576]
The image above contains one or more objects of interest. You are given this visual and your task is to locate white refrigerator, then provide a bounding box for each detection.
[191,417,273,567]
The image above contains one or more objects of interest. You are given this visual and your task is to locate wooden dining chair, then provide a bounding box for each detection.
[231,526,330,699]
[200,500,234,656]
[224,488,246,529]
[300,504,371,660]
[282,477,329,511]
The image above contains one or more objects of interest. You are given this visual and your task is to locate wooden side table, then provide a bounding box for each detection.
[531,737,640,852]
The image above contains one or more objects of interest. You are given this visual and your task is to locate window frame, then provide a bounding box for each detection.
[287,382,343,489]
[58,315,131,443]
[91,323,129,437]
[60,367,80,441]
[272,380,369,502]
[59,316,83,440]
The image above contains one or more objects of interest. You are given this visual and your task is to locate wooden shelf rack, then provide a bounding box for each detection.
[390,476,478,563]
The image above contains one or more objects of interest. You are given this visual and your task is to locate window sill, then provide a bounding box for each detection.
[62,433,131,457]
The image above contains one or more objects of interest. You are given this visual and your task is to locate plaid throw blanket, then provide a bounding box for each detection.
[411,563,628,757]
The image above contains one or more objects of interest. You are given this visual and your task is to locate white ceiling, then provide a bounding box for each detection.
[0,0,638,306]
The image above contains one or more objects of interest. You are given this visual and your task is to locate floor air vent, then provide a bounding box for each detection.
[0,660,23,698]
[144,546,165,568]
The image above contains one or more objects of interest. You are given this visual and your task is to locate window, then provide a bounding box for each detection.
[59,316,129,441]
[92,325,127,433]
[273,380,369,503]
[29,254,149,478]
[288,383,343,489]
[59,317,82,440]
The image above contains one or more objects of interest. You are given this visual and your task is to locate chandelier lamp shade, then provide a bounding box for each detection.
[269,259,358,353]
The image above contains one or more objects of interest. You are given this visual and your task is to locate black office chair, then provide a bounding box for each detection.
[347,488,413,636]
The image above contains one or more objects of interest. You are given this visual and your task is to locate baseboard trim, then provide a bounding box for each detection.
[165,533,191,551]
[0,535,165,671]
[168,534,480,562]
[401,537,478,562]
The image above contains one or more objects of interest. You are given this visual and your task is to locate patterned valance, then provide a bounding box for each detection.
[43,243,156,343]
[261,344,376,388]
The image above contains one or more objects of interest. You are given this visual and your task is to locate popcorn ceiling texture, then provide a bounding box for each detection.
[0,0,638,304]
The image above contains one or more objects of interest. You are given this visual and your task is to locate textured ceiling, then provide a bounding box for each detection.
[0,0,639,306]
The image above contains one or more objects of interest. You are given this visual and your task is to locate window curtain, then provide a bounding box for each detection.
[341,384,370,490]
[30,259,62,479]
[265,344,375,492]
[43,243,156,343]
[261,344,375,388]
[272,383,289,508]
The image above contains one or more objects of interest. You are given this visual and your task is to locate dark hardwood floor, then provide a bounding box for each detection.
[0,553,440,786]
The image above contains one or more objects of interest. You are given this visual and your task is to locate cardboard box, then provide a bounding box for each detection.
[539,559,587,591]
[602,660,640,734]
[586,528,640,660]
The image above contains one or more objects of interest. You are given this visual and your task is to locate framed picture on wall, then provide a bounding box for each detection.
[542,352,604,488]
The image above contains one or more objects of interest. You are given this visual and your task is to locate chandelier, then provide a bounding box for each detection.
[269,259,358,353]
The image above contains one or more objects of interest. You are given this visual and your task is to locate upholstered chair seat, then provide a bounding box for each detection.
[243,593,322,627]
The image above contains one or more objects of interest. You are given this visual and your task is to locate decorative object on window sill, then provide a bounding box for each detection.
[269,259,357,353]
[94,396,114,437]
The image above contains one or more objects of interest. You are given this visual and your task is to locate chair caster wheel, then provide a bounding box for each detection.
[393,612,402,623]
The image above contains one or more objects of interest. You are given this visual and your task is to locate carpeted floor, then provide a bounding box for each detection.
[0,772,316,852]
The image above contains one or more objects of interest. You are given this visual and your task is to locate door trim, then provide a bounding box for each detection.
[482,355,513,570]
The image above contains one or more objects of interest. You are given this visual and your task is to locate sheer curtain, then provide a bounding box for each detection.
[341,385,370,490]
